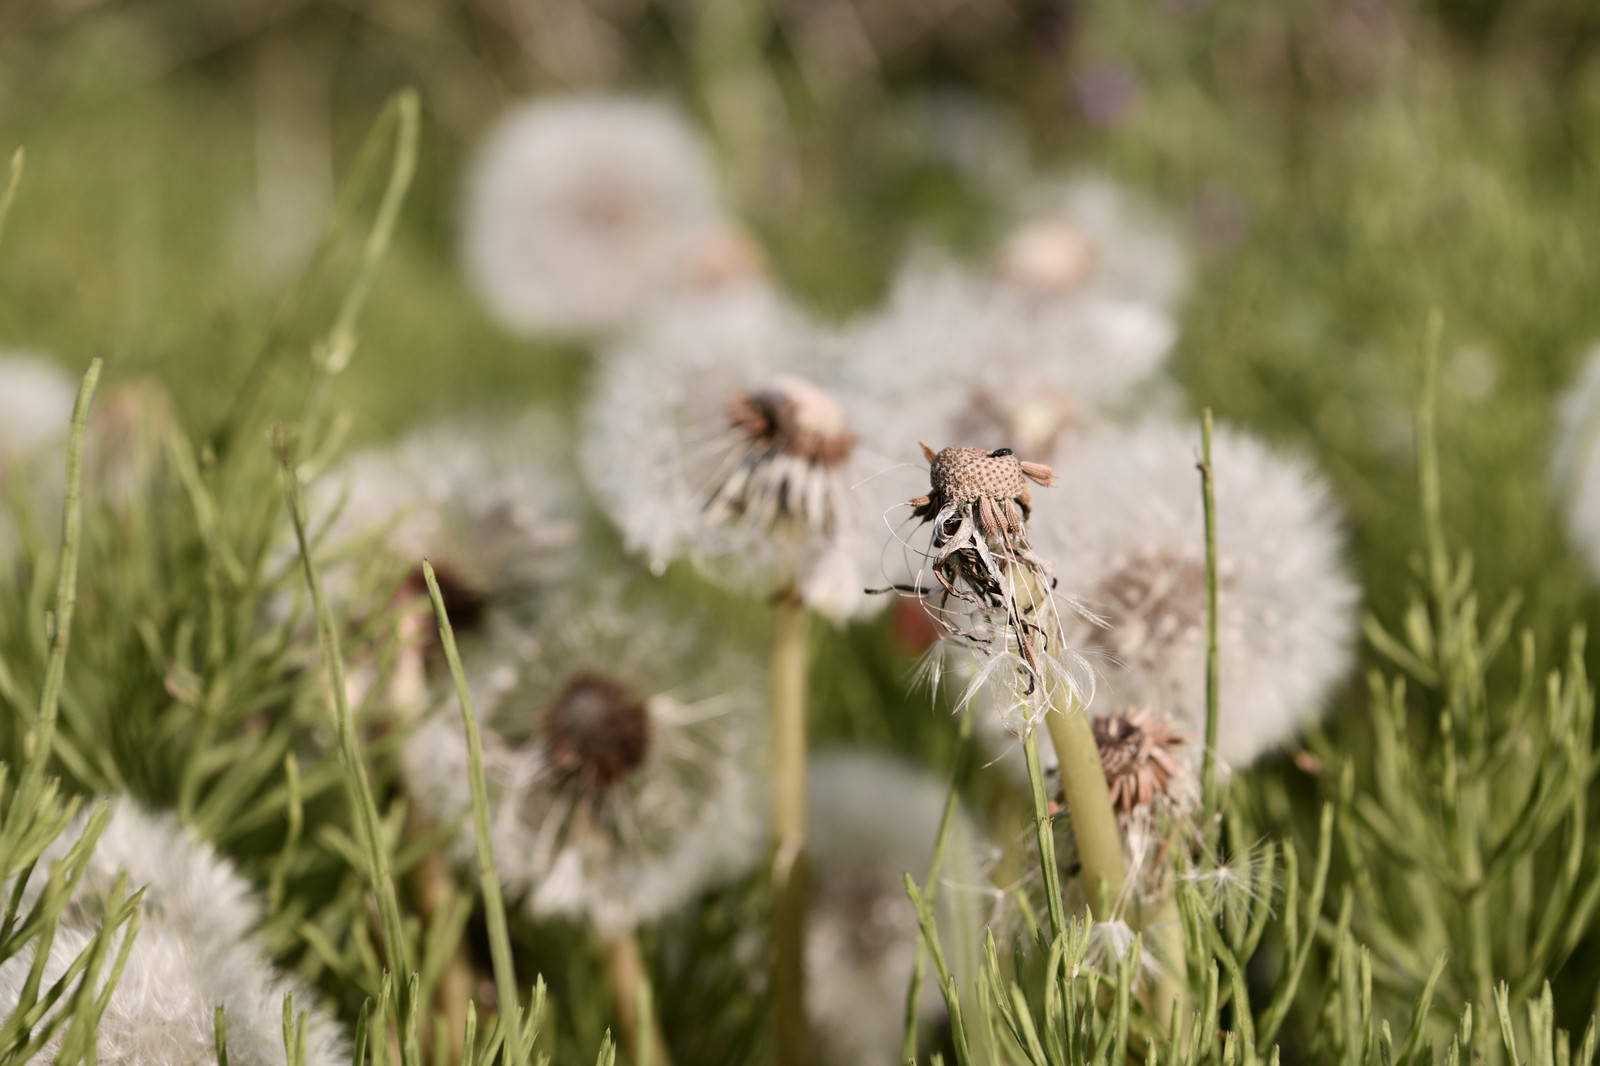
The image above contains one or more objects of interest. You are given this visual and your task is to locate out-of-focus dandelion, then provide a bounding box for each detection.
[460,95,758,339]
[1552,343,1600,581]
[405,588,763,931]
[1,799,346,1065]
[1033,419,1359,771]
[583,282,889,1060]
[805,750,989,1066]
[994,174,1189,311]
[301,414,582,706]
[0,353,76,563]
[404,582,761,1063]
[583,283,884,622]
[847,264,1175,466]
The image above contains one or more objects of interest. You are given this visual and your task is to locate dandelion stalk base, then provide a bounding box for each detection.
[1042,698,1128,919]
[769,587,810,1066]
[602,931,674,1066]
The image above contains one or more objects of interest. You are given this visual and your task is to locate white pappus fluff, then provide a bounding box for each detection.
[1552,343,1600,582]
[805,749,992,1066]
[0,799,346,1065]
[581,283,891,621]
[1017,418,1359,774]
[460,94,748,338]
[403,585,765,936]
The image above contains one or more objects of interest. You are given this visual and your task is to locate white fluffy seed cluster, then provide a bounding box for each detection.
[805,750,992,1066]
[581,282,891,622]
[0,799,346,1066]
[1019,418,1358,772]
[403,585,766,936]
[460,95,749,339]
[1553,343,1600,580]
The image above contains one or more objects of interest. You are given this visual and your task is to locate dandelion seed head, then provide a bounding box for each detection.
[805,750,990,1066]
[0,352,76,461]
[460,94,738,337]
[404,585,763,934]
[1,798,345,1065]
[584,285,886,620]
[996,173,1189,309]
[1030,418,1358,769]
[845,265,1176,467]
[1092,706,1192,819]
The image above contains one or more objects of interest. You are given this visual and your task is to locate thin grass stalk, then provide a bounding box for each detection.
[0,148,22,250]
[281,453,418,1066]
[1041,700,1126,921]
[1198,408,1221,832]
[769,586,810,1066]
[421,561,529,1066]
[15,360,99,812]
[902,709,976,1062]
[1022,727,1068,945]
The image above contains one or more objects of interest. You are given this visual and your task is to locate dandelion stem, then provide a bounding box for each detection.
[1041,696,1127,921]
[600,931,674,1066]
[768,586,810,1066]
[1198,408,1221,834]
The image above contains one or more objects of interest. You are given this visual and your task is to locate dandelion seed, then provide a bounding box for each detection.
[1,799,346,1065]
[1029,418,1358,770]
[845,264,1175,463]
[403,585,764,934]
[1179,839,1278,931]
[805,750,990,1066]
[460,95,753,338]
[582,284,887,620]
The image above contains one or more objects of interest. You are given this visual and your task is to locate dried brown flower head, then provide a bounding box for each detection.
[1091,706,1188,818]
[541,672,652,800]
[1089,549,1209,669]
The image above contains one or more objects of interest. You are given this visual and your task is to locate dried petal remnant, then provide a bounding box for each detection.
[1091,707,1188,817]
[542,673,652,798]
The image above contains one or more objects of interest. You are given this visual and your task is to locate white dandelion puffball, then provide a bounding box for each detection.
[582,284,890,621]
[994,173,1189,311]
[1552,343,1600,580]
[1,799,345,1065]
[846,263,1176,469]
[806,750,990,1066]
[0,353,76,460]
[461,94,748,338]
[403,587,765,935]
[1028,419,1358,772]
[303,412,583,648]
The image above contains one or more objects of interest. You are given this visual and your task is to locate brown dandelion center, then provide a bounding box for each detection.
[1091,549,1207,661]
[541,673,651,796]
[572,181,640,234]
[1091,707,1188,816]
[727,374,856,467]
[996,218,1098,294]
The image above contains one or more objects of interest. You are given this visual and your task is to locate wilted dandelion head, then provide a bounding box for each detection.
[897,441,1096,721]
[2,798,345,1065]
[460,94,748,337]
[845,265,1175,464]
[301,413,581,659]
[1092,706,1192,820]
[994,173,1189,309]
[404,585,764,935]
[1033,419,1358,769]
[583,285,886,621]
[805,750,991,1066]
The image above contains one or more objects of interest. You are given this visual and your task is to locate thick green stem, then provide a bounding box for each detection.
[1042,698,1127,920]
[602,931,674,1066]
[769,589,810,1066]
